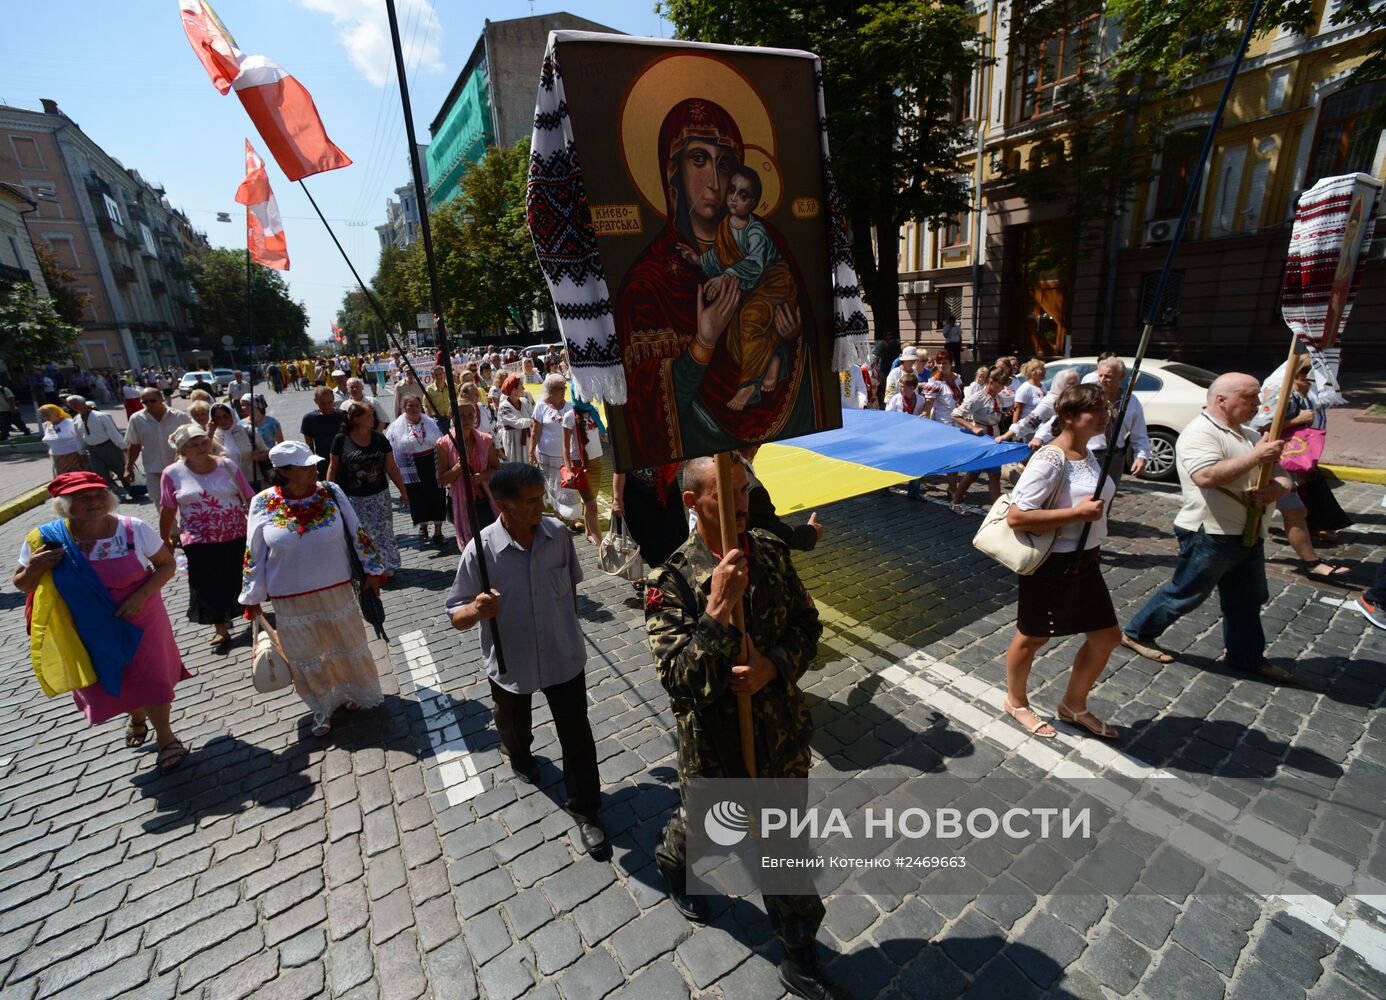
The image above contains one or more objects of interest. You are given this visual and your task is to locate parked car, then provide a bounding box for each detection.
[212,368,235,389]
[1040,357,1218,482]
[178,371,216,397]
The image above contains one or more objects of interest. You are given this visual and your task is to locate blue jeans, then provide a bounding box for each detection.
[1125,527,1268,669]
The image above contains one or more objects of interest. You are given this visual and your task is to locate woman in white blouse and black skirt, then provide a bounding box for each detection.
[1002,384,1121,741]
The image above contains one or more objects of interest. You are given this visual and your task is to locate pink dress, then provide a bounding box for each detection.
[74,517,190,724]
[436,429,496,551]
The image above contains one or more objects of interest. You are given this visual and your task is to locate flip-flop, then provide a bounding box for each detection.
[1121,634,1175,664]
[1298,562,1352,585]
[125,717,150,748]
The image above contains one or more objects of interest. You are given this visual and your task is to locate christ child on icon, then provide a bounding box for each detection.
[679,166,800,411]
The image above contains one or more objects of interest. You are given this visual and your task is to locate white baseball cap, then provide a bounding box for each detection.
[269,441,319,468]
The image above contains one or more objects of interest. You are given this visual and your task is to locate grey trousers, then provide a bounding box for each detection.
[86,441,134,494]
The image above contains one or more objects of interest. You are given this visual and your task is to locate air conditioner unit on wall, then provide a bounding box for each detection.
[1145,219,1178,244]
[912,280,932,295]
[898,281,912,296]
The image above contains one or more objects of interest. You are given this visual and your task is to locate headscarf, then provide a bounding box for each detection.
[385,411,442,484]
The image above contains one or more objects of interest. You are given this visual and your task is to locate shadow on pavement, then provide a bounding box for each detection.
[1120,713,1343,779]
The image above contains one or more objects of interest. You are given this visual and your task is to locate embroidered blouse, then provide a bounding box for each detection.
[384,413,442,484]
[239,481,386,605]
[159,459,251,545]
[18,516,163,569]
[1012,446,1115,552]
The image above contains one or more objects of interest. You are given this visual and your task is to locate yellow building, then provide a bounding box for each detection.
[898,1,1385,368]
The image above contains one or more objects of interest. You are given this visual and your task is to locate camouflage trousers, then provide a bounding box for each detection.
[657,801,826,950]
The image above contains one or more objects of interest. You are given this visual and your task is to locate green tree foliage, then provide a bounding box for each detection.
[185,248,312,360]
[371,245,417,339]
[335,288,378,352]
[657,0,987,344]
[0,283,79,372]
[33,242,90,327]
[408,137,547,341]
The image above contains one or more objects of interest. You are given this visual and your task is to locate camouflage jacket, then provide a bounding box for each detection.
[645,529,821,780]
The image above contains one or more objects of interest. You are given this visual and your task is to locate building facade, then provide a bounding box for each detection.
[425,12,618,209]
[376,146,429,251]
[0,183,50,299]
[895,3,1386,369]
[0,99,207,372]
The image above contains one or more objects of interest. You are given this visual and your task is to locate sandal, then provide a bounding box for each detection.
[311,715,332,737]
[419,528,429,545]
[1056,703,1118,740]
[950,503,975,516]
[1121,634,1175,664]
[156,739,189,773]
[125,717,150,748]
[1003,699,1057,739]
[1298,562,1352,585]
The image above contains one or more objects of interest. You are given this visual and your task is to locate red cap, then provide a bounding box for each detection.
[48,471,111,497]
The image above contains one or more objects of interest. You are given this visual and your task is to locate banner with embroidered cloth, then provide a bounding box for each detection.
[526,32,870,472]
[1275,173,1381,408]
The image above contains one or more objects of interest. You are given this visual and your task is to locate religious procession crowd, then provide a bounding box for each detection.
[13,342,1386,1000]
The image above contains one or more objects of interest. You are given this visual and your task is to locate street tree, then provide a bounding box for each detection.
[185,247,312,360]
[657,0,988,348]
[0,282,79,373]
[33,243,90,327]
[408,137,548,342]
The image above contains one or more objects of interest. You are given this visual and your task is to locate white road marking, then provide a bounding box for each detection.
[814,601,1386,978]
[398,629,483,805]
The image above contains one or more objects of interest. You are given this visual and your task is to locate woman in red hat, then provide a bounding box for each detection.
[13,471,190,772]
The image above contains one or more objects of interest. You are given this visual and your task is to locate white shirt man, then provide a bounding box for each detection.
[340,378,392,428]
[124,390,191,503]
[1122,372,1293,683]
[225,374,249,402]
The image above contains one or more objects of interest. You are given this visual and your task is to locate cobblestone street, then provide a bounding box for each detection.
[0,459,1382,999]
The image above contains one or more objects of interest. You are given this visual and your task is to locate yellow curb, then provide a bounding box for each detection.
[1320,464,1386,485]
[0,485,50,526]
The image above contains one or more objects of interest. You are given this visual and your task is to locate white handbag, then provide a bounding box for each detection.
[250,614,294,693]
[597,515,645,582]
[971,447,1068,576]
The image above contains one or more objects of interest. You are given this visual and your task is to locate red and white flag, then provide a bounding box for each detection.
[177,0,242,95]
[235,140,289,270]
[177,1,351,181]
[232,55,352,181]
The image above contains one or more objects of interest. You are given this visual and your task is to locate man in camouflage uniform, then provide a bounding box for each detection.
[645,457,839,1000]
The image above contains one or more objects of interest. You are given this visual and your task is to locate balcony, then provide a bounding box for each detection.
[127,203,148,224]
[0,263,33,288]
[110,262,136,284]
[149,279,167,295]
[96,215,125,241]
[85,173,113,198]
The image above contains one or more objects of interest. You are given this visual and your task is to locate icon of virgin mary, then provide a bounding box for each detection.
[615,98,820,466]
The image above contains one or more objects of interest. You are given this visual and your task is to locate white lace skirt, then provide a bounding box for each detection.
[272,582,384,724]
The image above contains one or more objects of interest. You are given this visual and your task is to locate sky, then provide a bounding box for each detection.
[0,0,669,344]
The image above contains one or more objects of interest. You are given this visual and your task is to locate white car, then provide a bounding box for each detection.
[178,371,216,397]
[212,368,235,389]
[1041,356,1218,482]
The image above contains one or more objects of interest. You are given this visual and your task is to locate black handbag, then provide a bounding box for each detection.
[341,510,387,640]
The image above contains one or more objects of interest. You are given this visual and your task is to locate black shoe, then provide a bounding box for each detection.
[779,944,843,1000]
[502,750,540,785]
[576,818,607,855]
[658,862,709,923]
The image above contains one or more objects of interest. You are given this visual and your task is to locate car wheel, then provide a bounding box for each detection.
[1140,429,1178,482]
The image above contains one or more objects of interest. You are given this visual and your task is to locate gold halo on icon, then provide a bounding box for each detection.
[619,53,777,218]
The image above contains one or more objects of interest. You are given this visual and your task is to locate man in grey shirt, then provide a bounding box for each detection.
[124,387,191,505]
[446,462,606,854]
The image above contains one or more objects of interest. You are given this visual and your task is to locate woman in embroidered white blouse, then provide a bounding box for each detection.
[240,441,388,737]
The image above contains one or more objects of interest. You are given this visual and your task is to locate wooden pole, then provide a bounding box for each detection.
[1243,332,1302,545]
[715,451,756,778]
